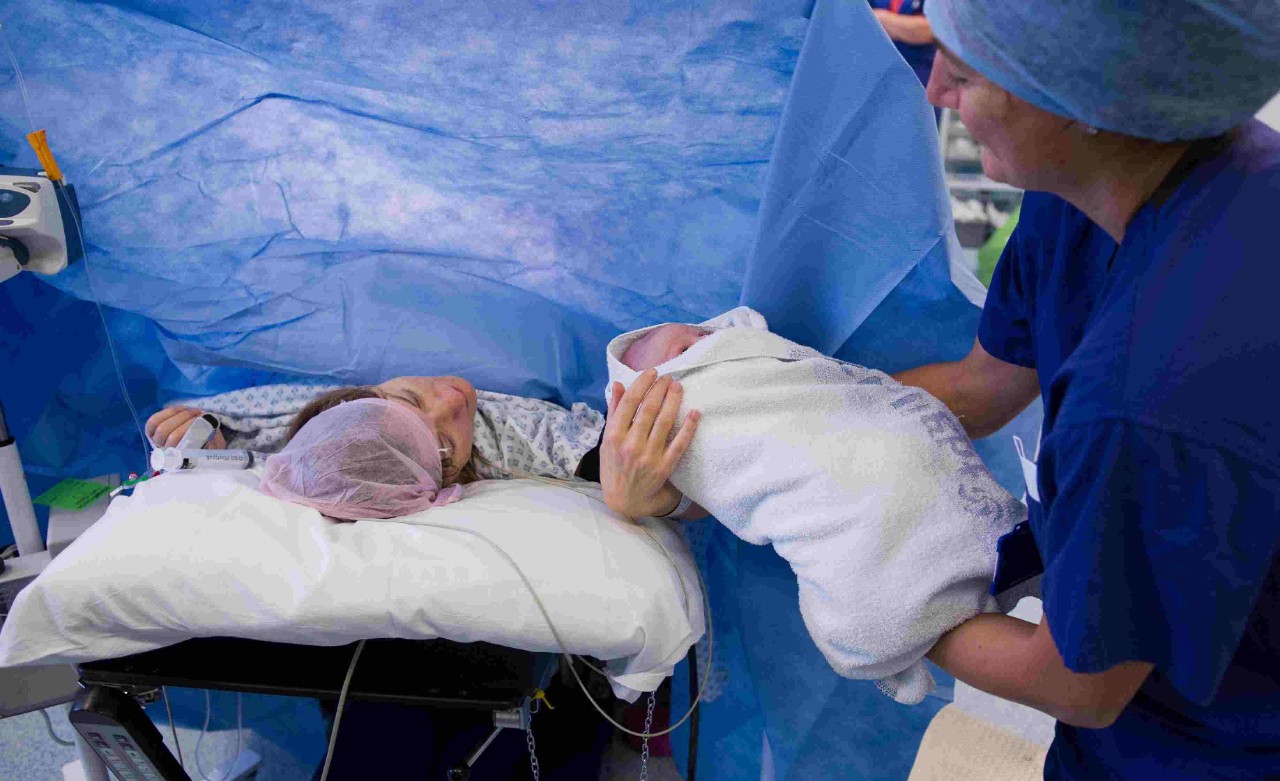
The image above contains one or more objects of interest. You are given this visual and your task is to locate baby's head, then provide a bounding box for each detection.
[621,324,709,371]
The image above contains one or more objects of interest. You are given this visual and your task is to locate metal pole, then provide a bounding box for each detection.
[0,397,44,556]
[463,725,503,768]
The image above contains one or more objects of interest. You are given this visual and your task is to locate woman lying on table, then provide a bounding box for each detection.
[145,374,705,521]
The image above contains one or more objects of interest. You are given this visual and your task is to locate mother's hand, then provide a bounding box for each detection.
[144,406,227,450]
[600,369,700,519]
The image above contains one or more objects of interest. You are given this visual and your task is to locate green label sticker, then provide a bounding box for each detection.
[33,479,112,511]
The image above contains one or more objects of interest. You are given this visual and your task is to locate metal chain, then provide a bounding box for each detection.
[640,690,656,781]
[526,717,541,781]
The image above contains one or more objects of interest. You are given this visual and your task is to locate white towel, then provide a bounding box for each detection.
[606,307,1026,704]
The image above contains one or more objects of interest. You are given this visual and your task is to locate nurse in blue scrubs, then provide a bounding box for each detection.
[891,1,1280,778]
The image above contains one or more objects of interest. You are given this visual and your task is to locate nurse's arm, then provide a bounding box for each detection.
[893,338,1039,439]
[872,10,934,46]
[926,612,1154,729]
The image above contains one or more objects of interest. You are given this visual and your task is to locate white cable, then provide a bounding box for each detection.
[196,690,215,781]
[315,474,712,757]
[409,476,714,739]
[54,184,151,467]
[194,690,246,781]
[39,706,75,747]
[493,474,713,737]
[318,639,365,781]
[162,686,185,770]
[493,472,697,615]
[231,694,242,780]
[484,473,703,682]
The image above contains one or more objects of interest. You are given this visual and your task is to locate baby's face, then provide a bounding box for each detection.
[621,324,709,370]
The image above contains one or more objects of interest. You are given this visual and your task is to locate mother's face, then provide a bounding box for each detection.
[926,49,1078,191]
[377,376,477,485]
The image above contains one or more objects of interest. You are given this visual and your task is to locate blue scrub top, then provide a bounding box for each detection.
[867,0,935,87]
[979,120,1280,780]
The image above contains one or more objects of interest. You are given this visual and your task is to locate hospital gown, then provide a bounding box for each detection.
[469,391,604,481]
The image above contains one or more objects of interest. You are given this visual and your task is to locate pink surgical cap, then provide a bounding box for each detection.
[259,398,464,520]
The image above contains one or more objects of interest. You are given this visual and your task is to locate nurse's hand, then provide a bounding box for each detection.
[600,369,700,519]
[144,406,227,450]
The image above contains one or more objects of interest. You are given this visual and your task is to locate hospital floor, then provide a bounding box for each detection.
[602,738,684,781]
[0,703,683,780]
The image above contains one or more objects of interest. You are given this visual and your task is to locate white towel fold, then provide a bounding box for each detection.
[606,307,1026,704]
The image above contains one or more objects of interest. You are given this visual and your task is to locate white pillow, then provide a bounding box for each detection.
[0,471,703,697]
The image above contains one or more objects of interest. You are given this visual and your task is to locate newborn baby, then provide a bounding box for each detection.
[620,324,710,370]
[607,307,1025,704]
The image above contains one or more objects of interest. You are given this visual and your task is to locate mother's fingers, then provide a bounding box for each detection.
[647,380,684,449]
[153,408,202,448]
[663,410,701,472]
[607,381,625,419]
[145,405,190,440]
[629,375,671,446]
[610,369,659,437]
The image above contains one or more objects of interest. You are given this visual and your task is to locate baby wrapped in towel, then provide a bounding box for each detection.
[607,307,1026,704]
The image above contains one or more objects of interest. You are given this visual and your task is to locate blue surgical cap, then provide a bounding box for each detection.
[926,0,1280,141]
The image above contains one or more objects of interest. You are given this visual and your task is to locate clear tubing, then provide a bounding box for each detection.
[0,23,37,134]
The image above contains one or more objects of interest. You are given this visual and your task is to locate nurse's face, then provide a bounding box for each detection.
[377,376,477,485]
[926,49,1077,191]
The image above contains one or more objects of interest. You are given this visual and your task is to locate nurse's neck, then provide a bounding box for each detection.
[1052,131,1192,244]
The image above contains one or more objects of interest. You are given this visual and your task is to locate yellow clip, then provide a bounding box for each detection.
[532,689,555,711]
[26,130,64,182]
